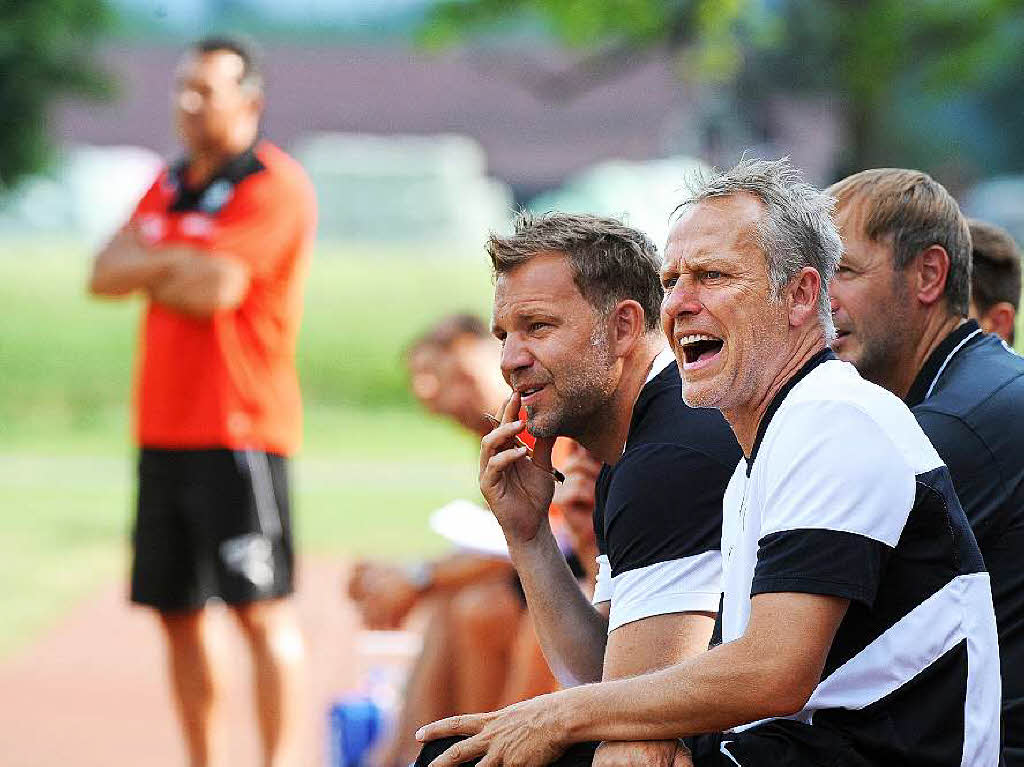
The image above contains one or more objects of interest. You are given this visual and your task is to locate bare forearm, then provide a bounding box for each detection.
[149,254,249,316]
[427,555,514,593]
[508,523,608,686]
[561,638,802,743]
[89,237,180,296]
[602,611,715,681]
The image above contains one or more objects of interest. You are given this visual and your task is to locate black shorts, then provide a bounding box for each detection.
[130,448,295,611]
[685,720,872,766]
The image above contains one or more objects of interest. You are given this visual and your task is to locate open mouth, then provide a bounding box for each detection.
[516,384,546,405]
[678,334,724,370]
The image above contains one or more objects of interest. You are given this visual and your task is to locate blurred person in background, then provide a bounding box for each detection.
[829,169,1024,764]
[968,219,1021,344]
[551,440,603,587]
[348,313,598,767]
[88,36,316,767]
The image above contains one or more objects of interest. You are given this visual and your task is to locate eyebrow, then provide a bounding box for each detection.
[662,252,734,275]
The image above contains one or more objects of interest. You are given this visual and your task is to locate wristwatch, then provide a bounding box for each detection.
[404,561,434,593]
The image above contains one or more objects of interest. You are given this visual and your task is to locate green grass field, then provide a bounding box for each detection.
[0,238,497,657]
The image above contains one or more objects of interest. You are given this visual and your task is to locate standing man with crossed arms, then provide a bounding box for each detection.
[89,36,316,767]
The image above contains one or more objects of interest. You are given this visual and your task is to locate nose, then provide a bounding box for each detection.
[411,372,441,407]
[661,280,702,327]
[827,281,841,314]
[500,334,533,380]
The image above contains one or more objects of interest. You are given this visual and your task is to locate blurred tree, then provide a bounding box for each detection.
[740,0,1024,177]
[420,0,748,98]
[420,0,1023,176]
[0,0,114,188]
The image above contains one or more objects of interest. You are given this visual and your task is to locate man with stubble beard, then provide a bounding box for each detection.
[828,168,1024,764]
[416,212,741,767]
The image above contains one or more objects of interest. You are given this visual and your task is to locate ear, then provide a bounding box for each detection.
[914,245,951,307]
[787,267,821,329]
[609,299,646,357]
[980,302,1017,344]
[246,91,265,120]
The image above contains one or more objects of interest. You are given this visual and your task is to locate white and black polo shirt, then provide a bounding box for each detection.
[721,349,1002,766]
[593,349,741,633]
[908,319,1024,765]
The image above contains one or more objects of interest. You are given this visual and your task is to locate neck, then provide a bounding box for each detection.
[588,335,664,465]
[889,311,965,399]
[185,130,257,188]
[724,329,825,457]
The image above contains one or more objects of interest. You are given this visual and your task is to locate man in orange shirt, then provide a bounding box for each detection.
[89,36,315,767]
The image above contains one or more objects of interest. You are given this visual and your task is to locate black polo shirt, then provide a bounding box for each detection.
[592,350,741,632]
[908,319,1024,765]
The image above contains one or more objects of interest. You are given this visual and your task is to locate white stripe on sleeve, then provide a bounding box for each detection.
[607,550,722,632]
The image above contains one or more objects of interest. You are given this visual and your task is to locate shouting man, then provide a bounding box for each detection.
[417,159,1001,767]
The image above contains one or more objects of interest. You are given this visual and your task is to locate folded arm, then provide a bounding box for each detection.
[88,226,183,296]
[417,591,849,767]
[564,591,848,741]
[590,610,715,767]
[89,225,250,316]
[147,252,250,316]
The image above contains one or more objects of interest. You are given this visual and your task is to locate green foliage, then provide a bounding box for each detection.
[736,0,1024,173]
[421,0,1024,174]
[422,0,671,47]
[421,0,747,82]
[0,0,114,187]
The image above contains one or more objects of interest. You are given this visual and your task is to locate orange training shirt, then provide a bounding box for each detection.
[130,140,316,456]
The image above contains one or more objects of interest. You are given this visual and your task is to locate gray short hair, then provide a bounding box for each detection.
[675,157,842,342]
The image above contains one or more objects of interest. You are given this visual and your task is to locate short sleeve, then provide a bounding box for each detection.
[212,174,316,281]
[602,444,730,631]
[751,401,915,606]
[127,173,166,226]
[604,444,727,575]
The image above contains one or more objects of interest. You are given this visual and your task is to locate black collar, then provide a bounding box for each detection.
[904,319,983,408]
[168,143,265,213]
[747,348,836,475]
